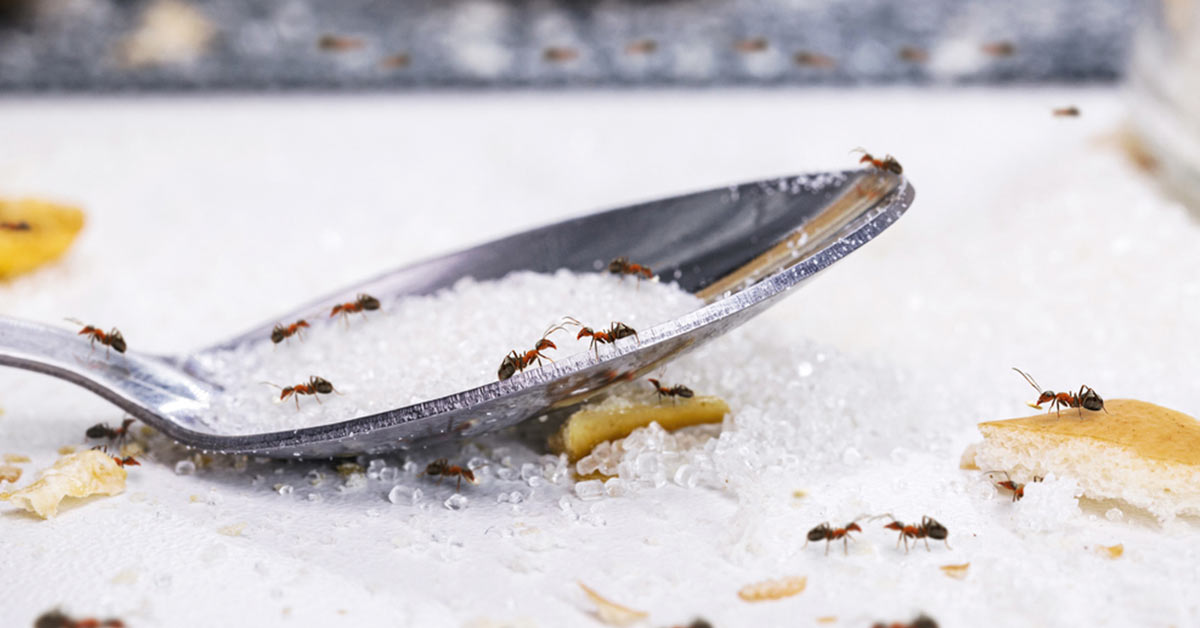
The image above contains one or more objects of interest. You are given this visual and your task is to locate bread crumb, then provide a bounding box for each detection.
[0,465,21,484]
[116,0,214,68]
[959,443,979,470]
[189,494,204,503]
[0,198,85,279]
[940,562,970,580]
[578,582,648,626]
[792,490,808,499]
[738,576,807,602]
[817,618,838,624]
[217,522,247,537]
[57,446,77,455]
[552,396,729,461]
[1097,544,1123,559]
[4,454,31,464]
[0,450,125,518]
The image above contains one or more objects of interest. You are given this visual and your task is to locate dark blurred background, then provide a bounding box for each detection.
[0,0,1135,91]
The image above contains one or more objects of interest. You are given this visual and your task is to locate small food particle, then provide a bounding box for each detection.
[116,0,215,68]
[336,462,364,477]
[551,396,729,461]
[0,198,85,279]
[959,443,979,470]
[975,399,1200,519]
[57,446,77,455]
[318,35,365,52]
[940,562,970,580]
[4,453,30,463]
[738,576,807,602]
[217,522,247,537]
[579,582,648,626]
[0,465,21,483]
[1053,106,1081,117]
[1097,544,1124,559]
[792,489,807,499]
[817,618,838,624]
[0,450,126,518]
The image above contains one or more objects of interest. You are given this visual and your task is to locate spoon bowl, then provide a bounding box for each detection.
[0,169,913,458]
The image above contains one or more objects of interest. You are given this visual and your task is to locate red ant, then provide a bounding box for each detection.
[262,376,339,409]
[112,455,141,467]
[1013,368,1106,417]
[421,458,476,491]
[648,378,694,403]
[852,148,903,174]
[872,614,939,628]
[543,46,579,62]
[498,323,569,380]
[1053,106,1080,117]
[329,293,380,321]
[66,318,126,355]
[608,257,654,282]
[981,41,1016,57]
[735,37,768,53]
[986,470,1042,502]
[898,46,929,63]
[877,514,950,553]
[270,319,310,344]
[1,220,32,231]
[803,520,863,555]
[86,417,135,446]
[35,610,126,628]
[565,317,639,355]
[793,51,836,68]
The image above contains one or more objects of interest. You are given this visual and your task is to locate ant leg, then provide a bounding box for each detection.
[824,540,831,556]
[923,537,931,552]
[843,537,850,555]
[895,534,902,550]
[456,476,462,492]
[294,395,301,411]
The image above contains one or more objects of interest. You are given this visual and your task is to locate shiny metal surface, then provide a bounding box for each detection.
[0,170,914,458]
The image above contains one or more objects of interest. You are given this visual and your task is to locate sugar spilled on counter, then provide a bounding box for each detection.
[196,270,703,434]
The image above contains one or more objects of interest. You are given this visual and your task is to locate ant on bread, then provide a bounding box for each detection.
[1012,368,1106,417]
[803,519,863,555]
[648,378,693,403]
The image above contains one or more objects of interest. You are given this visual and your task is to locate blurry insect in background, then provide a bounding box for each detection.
[877,514,950,552]
[543,46,579,62]
[803,519,863,555]
[317,35,364,52]
[648,378,694,403]
[270,319,310,344]
[569,318,639,356]
[986,470,1042,502]
[852,148,903,174]
[1,220,31,231]
[497,322,570,380]
[381,53,410,69]
[872,613,940,628]
[898,46,929,63]
[330,293,380,322]
[111,455,141,468]
[982,41,1016,57]
[625,39,657,55]
[735,37,768,53]
[793,51,836,68]
[1053,106,1081,117]
[86,417,134,447]
[35,609,126,628]
[262,376,339,409]
[422,458,476,491]
[1012,367,1106,417]
[608,257,654,283]
[66,318,126,356]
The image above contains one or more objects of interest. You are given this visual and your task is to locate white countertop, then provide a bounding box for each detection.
[2,88,1199,627]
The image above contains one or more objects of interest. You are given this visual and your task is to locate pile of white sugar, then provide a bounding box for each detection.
[196,270,703,434]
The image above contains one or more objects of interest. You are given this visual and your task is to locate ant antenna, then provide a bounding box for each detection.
[1012,367,1042,393]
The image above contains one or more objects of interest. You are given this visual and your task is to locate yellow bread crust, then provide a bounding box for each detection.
[551,396,729,461]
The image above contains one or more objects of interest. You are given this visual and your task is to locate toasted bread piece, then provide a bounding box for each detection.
[975,399,1200,520]
[550,396,729,461]
[0,198,85,278]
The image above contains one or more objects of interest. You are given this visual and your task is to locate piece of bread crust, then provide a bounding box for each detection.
[975,399,1200,520]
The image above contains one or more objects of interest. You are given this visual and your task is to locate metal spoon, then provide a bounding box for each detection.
[0,169,913,458]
